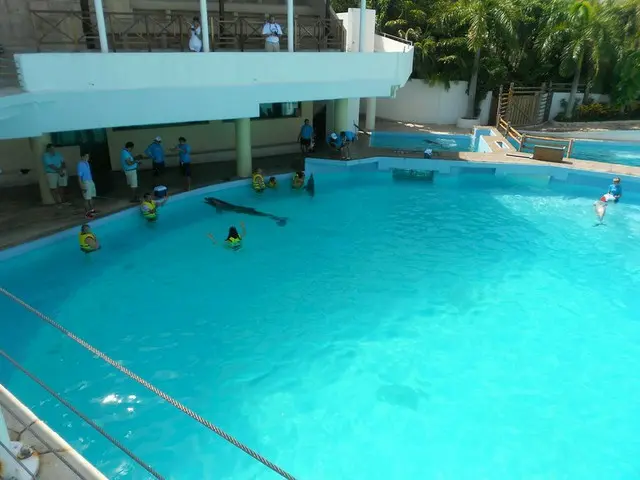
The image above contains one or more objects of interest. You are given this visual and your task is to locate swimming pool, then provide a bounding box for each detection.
[370,131,473,152]
[3,168,640,479]
[507,137,640,166]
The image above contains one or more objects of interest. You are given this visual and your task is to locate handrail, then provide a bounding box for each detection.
[27,10,345,52]
[0,286,297,480]
[1,350,164,479]
[376,31,414,46]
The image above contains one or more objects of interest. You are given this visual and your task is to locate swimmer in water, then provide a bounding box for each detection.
[593,200,607,224]
[207,221,246,250]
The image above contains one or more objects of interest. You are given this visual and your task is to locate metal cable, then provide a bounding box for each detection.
[0,393,86,479]
[0,351,163,479]
[1,287,297,480]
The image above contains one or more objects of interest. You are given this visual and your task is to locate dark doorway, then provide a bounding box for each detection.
[80,0,97,50]
[313,106,327,142]
[488,91,499,126]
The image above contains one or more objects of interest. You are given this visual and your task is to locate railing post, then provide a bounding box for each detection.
[287,0,294,51]
[359,0,366,52]
[200,0,211,52]
[496,84,503,127]
[92,0,109,52]
[567,138,574,159]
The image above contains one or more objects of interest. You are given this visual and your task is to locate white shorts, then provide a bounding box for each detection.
[124,169,138,188]
[82,180,96,200]
[46,171,68,189]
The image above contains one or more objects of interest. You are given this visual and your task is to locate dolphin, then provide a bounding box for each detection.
[305,174,315,197]
[204,197,287,226]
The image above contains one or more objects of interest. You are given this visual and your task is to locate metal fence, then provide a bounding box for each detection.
[27,10,346,53]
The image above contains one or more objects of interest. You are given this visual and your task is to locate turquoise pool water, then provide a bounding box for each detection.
[3,172,640,479]
[370,131,473,152]
[507,137,640,166]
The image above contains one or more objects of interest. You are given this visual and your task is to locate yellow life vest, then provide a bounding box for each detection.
[141,200,157,220]
[79,232,96,252]
[292,174,304,189]
[226,236,242,250]
[252,173,265,191]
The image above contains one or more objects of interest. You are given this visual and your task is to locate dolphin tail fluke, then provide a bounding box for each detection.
[275,217,288,226]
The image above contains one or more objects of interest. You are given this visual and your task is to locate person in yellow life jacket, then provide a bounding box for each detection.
[292,171,305,189]
[79,224,100,253]
[140,191,168,222]
[267,176,277,188]
[252,169,266,193]
[207,221,246,251]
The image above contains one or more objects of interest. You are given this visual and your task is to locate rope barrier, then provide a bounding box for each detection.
[0,351,164,479]
[1,287,297,480]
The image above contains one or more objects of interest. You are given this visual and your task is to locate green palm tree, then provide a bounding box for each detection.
[448,0,519,118]
[538,0,615,118]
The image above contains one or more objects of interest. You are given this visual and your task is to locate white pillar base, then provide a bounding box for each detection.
[28,134,56,205]
[334,99,349,133]
[365,98,377,131]
[235,118,252,177]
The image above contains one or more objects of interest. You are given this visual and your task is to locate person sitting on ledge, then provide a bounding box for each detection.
[79,224,100,253]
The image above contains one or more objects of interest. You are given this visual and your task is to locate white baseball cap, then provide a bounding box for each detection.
[330,133,338,140]
[155,136,162,142]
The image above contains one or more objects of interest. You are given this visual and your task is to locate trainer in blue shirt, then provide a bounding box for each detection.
[174,136,193,190]
[121,141,141,202]
[608,177,622,202]
[145,136,166,179]
[298,119,314,153]
[77,152,96,218]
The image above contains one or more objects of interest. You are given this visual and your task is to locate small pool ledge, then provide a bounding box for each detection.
[1,385,107,480]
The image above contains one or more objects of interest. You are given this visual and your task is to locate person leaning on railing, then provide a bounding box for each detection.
[262,15,282,52]
[189,16,203,52]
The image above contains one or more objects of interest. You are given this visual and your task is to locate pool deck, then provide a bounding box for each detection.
[1,122,639,251]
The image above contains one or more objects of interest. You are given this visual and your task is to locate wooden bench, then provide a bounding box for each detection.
[533,145,565,163]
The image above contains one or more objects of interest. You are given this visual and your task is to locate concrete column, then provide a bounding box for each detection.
[200,0,211,52]
[365,97,376,131]
[287,0,294,52]
[334,99,350,133]
[28,135,55,205]
[235,118,252,177]
[93,0,109,53]
[359,2,366,53]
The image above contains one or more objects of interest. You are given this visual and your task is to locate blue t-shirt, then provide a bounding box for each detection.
[327,134,339,145]
[343,131,356,142]
[121,149,137,171]
[42,152,63,173]
[608,184,622,196]
[300,124,313,140]
[145,142,165,164]
[177,144,191,164]
[77,160,92,182]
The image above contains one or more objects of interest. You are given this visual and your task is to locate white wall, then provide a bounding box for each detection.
[366,79,493,126]
[337,9,376,53]
[548,93,611,121]
[0,50,413,139]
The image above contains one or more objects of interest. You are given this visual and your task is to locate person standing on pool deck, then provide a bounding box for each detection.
[298,119,314,154]
[145,136,166,185]
[121,142,142,203]
[77,151,97,219]
[172,137,192,191]
[339,130,357,159]
[42,143,69,205]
